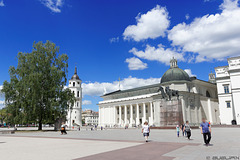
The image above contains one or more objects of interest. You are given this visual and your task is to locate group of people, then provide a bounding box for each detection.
[142,118,212,146]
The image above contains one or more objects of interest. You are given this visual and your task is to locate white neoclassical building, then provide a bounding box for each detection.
[66,66,83,127]
[98,58,220,127]
[215,56,240,125]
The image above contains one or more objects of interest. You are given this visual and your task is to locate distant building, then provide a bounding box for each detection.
[82,110,99,126]
[215,56,240,125]
[98,58,220,127]
[66,66,82,127]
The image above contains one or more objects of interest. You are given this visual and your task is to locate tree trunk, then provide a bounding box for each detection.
[38,121,42,130]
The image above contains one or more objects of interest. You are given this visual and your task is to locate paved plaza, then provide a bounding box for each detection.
[0,127,240,160]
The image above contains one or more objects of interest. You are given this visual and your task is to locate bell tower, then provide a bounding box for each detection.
[66,66,82,127]
[170,57,178,68]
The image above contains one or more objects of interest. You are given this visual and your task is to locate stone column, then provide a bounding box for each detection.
[136,103,140,126]
[98,107,101,126]
[130,104,133,127]
[181,97,186,123]
[102,107,105,126]
[143,103,146,124]
[194,97,199,124]
[149,102,153,125]
[113,106,116,125]
[119,106,122,125]
[187,98,191,123]
[208,98,213,123]
[124,105,127,125]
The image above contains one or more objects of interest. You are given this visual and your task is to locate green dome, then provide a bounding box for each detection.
[161,67,190,83]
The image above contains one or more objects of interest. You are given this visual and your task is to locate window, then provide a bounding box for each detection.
[73,91,75,96]
[78,82,80,84]
[224,85,229,94]
[226,101,231,108]
[77,91,79,97]
[206,91,211,98]
[77,102,78,107]
[73,82,75,87]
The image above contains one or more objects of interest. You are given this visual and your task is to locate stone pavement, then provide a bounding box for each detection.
[0,127,240,160]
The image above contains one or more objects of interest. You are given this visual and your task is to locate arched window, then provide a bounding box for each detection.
[73,82,75,87]
[77,91,79,97]
[206,91,211,98]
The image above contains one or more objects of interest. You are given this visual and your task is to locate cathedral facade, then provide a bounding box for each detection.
[98,58,220,127]
[215,56,240,125]
[66,67,83,127]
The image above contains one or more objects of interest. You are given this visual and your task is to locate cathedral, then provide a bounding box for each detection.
[98,58,220,127]
[66,66,83,127]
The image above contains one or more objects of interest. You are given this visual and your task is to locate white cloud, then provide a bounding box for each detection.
[0,100,5,109]
[168,0,240,62]
[40,0,64,13]
[184,69,196,77]
[125,57,148,70]
[185,14,190,20]
[82,76,161,96]
[129,44,184,65]
[0,85,4,99]
[0,0,4,7]
[109,37,119,43]
[82,100,92,105]
[123,5,170,41]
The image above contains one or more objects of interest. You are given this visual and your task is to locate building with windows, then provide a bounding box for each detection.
[98,58,220,127]
[66,66,83,127]
[82,110,99,126]
[215,56,240,125]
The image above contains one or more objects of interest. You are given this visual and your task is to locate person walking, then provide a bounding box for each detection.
[176,125,180,137]
[181,124,185,136]
[142,121,150,142]
[183,121,191,140]
[60,122,67,135]
[200,118,211,146]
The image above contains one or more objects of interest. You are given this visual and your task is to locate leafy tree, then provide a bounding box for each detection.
[0,108,8,124]
[2,41,75,130]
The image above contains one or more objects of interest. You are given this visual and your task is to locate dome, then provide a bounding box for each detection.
[160,57,190,83]
[71,66,81,81]
[71,74,80,80]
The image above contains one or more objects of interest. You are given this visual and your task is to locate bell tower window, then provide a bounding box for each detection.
[77,91,79,97]
[73,82,75,87]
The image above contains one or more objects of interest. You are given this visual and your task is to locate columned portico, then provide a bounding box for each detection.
[101,102,155,127]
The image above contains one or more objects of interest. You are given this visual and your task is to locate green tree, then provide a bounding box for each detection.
[0,108,8,124]
[2,41,75,130]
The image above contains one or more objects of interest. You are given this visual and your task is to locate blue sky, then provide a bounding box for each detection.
[0,0,240,111]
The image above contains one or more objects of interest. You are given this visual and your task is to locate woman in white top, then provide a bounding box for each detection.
[142,121,150,142]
